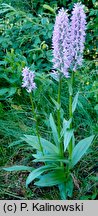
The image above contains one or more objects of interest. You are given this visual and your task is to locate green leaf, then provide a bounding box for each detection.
[59,175,73,199]
[49,113,59,146]
[0,87,16,98]
[21,135,40,150]
[65,176,74,197]
[3,166,33,172]
[68,81,73,95]
[0,3,16,13]
[72,92,79,113]
[71,135,95,167]
[43,4,55,14]
[0,88,8,96]
[58,183,67,200]
[22,135,59,154]
[50,97,60,110]
[34,169,66,187]
[26,165,56,187]
[33,154,68,164]
[61,118,72,137]
[7,87,17,97]
[64,129,74,152]
[8,140,24,147]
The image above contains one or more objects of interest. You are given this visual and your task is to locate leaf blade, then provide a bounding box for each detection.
[71,135,94,167]
[22,135,59,154]
[64,129,74,152]
[33,154,68,164]
[26,165,56,187]
[72,92,79,113]
[34,169,66,187]
[3,166,33,172]
[49,113,59,146]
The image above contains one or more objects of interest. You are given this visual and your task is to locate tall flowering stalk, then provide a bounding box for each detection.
[69,3,86,158]
[22,67,44,155]
[52,3,86,159]
[52,9,69,156]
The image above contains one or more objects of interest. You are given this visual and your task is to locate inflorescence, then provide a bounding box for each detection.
[52,3,86,77]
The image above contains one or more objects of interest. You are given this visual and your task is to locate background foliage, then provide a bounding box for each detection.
[0,0,98,199]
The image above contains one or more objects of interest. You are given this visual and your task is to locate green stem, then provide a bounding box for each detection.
[69,71,74,159]
[57,75,61,138]
[29,93,44,155]
[57,75,63,157]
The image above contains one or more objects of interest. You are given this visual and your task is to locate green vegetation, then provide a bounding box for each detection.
[0,0,98,200]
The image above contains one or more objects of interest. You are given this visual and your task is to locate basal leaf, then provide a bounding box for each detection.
[3,166,33,172]
[26,165,56,187]
[22,135,59,154]
[71,135,95,167]
[34,169,66,187]
[59,175,73,199]
[33,154,68,164]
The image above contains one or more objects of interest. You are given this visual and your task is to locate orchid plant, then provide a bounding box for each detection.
[4,3,95,199]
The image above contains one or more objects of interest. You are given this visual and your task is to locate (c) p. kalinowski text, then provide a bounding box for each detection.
[32,202,84,212]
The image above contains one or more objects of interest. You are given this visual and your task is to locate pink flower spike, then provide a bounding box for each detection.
[22,67,36,93]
